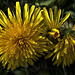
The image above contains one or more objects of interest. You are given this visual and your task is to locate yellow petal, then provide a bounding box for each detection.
[45,52,54,59]
[52,28,59,33]
[54,49,59,53]
[70,37,75,44]
[31,7,41,22]
[29,5,35,19]
[49,8,54,23]
[63,47,67,54]
[0,10,8,24]
[65,39,69,44]
[48,32,55,36]
[42,10,51,29]
[7,63,11,70]
[8,8,13,21]
[58,13,70,27]
[12,11,16,20]
[0,26,2,30]
[57,52,60,59]
[34,10,43,23]
[43,7,51,22]
[72,25,75,31]
[23,3,29,21]
[57,9,61,23]
[16,1,22,23]
[54,6,57,20]
[55,9,61,28]
[0,18,6,27]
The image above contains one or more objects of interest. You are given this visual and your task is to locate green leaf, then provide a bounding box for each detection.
[35,0,55,6]
[66,11,75,18]
[40,0,55,6]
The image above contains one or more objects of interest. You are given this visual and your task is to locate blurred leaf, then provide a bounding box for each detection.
[14,70,26,75]
[40,0,55,6]
[73,2,75,11]
[0,70,7,75]
[36,70,50,75]
[62,21,73,29]
[36,0,47,3]
[55,0,68,7]
[66,11,75,18]
[14,68,30,75]
[35,0,55,6]
[68,23,73,29]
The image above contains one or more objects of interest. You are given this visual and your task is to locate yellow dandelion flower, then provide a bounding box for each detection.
[45,33,75,68]
[48,28,60,39]
[0,1,52,70]
[42,6,70,39]
[42,6,70,29]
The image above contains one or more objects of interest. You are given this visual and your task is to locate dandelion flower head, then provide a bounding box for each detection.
[42,6,70,39]
[0,1,52,70]
[45,33,75,67]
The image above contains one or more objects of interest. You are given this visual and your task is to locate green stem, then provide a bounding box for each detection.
[63,68,67,75]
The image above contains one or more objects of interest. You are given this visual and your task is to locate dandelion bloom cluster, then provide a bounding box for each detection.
[42,6,70,39]
[41,6,75,67]
[0,1,74,70]
[45,33,75,67]
[0,2,53,70]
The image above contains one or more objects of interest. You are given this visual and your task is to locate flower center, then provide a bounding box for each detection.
[19,39,24,45]
[18,38,26,48]
[48,28,60,39]
[54,32,59,37]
